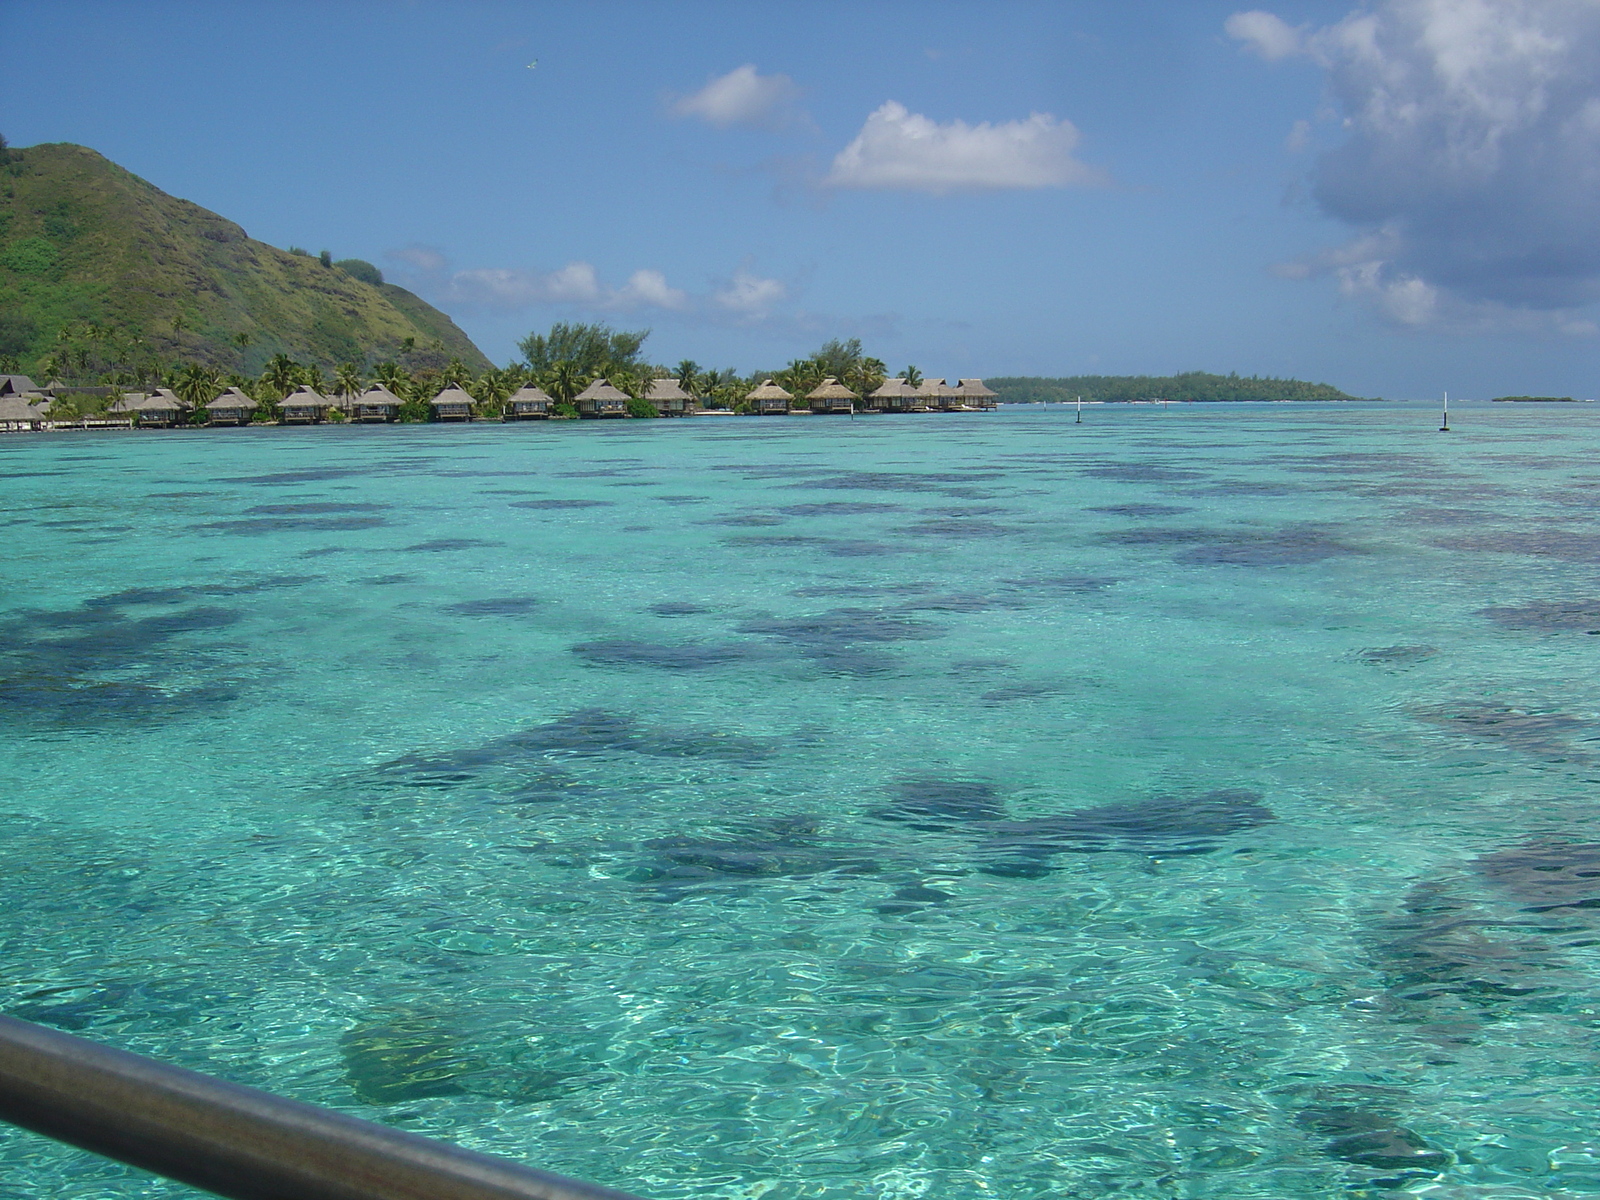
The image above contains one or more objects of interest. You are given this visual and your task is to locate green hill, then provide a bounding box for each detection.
[987,372,1366,404]
[0,141,489,378]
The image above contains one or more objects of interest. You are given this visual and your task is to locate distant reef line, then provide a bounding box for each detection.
[988,373,1368,404]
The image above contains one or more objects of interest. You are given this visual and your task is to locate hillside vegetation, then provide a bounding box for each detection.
[0,141,488,378]
[987,372,1365,404]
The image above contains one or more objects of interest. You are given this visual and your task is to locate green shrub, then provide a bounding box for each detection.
[625,397,659,418]
[335,259,383,285]
[0,236,60,275]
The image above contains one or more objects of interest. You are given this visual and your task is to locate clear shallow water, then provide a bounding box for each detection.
[3,403,1600,1199]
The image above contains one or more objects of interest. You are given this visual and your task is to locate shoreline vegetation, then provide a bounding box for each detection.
[0,325,1005,428]
[987,373,1368,404]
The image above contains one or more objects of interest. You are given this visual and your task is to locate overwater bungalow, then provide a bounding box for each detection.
[0,396,46,431]
[430,385,475,422]
[504,384,553,420]
[956,379,998,410]
[646,376,696,416]
[131,388,189,427]
[351,384,402,423]
[913,377,959,412]
[574,378,629,418]
[806,377,858,415]
[205,387,257,426]
[868,377,913,413]
[746,379,794,415]
[279,387,331,424]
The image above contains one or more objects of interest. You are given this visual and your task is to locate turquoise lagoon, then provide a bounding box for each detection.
[2,403,1599,1198]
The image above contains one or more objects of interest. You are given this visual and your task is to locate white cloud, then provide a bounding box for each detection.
[713,268,787,318]
[1225,10,1308,60]
[670,65,804,130]
[1239,0,1600,331]
[823,101,1107,193]
[1285,118,1313,151]
[614,269,689,311]
[386,249,791,325]
[387,244,447,272]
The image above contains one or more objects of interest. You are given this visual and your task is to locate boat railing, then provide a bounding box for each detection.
[0,1013,650,1200]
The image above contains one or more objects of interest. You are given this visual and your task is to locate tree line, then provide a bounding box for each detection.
[33,323,919,423]
[985,372,1364,404]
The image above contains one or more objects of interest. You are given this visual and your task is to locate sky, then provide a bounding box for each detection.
[5,0,1599,399]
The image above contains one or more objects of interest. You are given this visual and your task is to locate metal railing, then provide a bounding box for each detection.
[0,1013,651,1200]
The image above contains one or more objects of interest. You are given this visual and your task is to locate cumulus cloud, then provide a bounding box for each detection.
[670,65,805,130]
[1225,10,1308,60]
[713,268,788,319]
[385,247,784,324]
[823,101,1107,193]
[1241,0,1600,332]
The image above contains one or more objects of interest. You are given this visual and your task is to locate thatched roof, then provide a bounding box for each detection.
[915,377,952,398]
[745,379,793,401]
[108,392,145,413]
[280,387,328,409]
[646,377,692,402]
[432,385,475,407]
[806,376,858,401]
[0,396,42,422]
[957,378,997,398]
[0,375,40,396]
[870,378,911,398]
[507,384,553,404]
[356,385,403,406]
[574,378,629,403]
[132,389,187,412]
[206,386,257,411]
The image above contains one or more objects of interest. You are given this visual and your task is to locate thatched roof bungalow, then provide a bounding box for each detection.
[279,387,332,424]
[431,385,475,422]
[351,384,402,423]
[131,388,189,427]
[0,375,40,397]
[505,384,554,420]
[0,395,45,430]
[868,377,913,412]
[956,379,998,410]
[913,376,957,411]
[746,379,794,415]
[646,376,696,416]
[574,378,629,418]
[806,376,857,415]
[206,386,257,425]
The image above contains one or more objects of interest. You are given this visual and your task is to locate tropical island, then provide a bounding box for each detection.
[1,137,1365,428]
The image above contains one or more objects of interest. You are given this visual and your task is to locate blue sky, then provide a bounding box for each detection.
[6,0,1598,398]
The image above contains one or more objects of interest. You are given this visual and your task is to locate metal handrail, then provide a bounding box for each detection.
[0,1013,651,1200]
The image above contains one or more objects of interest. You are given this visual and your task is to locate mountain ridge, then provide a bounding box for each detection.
[0,142,490,377]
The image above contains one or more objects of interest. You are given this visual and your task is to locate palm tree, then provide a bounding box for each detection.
[543,359,584,405]
[675,359,701,391]
[469,367,514,417]
[441,356,473,388]
[173,362,221,419]
[373,361,410,396]
[333,362,365,403]
[304,364,328,394]
[260,353,301,401]
[902,365,923,387]
[234,332,252,349]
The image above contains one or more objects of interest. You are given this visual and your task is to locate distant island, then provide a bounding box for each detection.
[987,372,1366,404]
[1491,395,1576,403]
